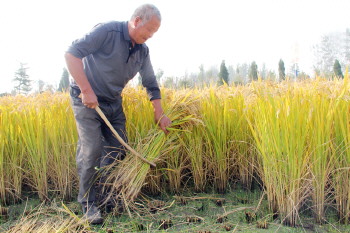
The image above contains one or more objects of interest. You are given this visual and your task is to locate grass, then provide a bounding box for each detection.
[1,187,350,233]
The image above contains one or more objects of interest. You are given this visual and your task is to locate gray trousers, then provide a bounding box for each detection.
[70,89,127,204]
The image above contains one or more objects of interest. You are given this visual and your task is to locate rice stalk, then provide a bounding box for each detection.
[164,90,202,192]
[248,83,312,227]
[183,125,207,192]
[201,86,237,193]
[0,97,25,204]
[229,86,256,190]
[332,71,350,224]
[103,92,200,202]
[19,95,53,201]
[4,202,91,233]
[307,79,340,224]
[46,93,77,200]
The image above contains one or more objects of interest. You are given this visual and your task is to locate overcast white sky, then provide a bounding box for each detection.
[1,0,350,93]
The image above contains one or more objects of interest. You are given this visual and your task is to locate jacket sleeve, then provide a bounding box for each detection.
[66,23,108,59]
[139,47,161,101]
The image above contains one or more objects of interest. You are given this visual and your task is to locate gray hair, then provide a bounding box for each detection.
[131,4,161,25]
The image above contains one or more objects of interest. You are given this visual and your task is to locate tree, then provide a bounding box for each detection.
[205,66,219,85]
[198,64,205,86]
[266,70,277,81]
[163,76,175,88]
[58,68,70,92]
[297,71,310,80]
[231,63,249,84]
[260,63,267,80]
[0,92,10,97]
[156,68,164,83]
[13,63,32,95]
[278,59,286,80]
[45,84,56,93]
[333,59,343,78]
[218,60,229,85]
[178,78,191,88]
[313,32,342,76]
[38,80,45,93]
[249,61,258,81]
[344,28,350,65]
[288,64,300,79]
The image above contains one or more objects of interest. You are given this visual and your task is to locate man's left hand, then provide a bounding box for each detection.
[155,113,172,134]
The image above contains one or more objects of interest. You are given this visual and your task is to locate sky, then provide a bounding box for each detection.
[1,0,350,93]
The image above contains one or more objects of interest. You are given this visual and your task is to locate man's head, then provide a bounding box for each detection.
[128,4,161,45]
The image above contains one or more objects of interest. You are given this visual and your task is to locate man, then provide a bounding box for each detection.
[65,4,171,224]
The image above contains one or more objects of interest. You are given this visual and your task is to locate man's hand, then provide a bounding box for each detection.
[65,52,98,109]
[155,112,172,134]
[81,91,99,109]
[152,99,172,134]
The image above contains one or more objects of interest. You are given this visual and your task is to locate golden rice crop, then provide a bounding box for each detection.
[102,90,200,201]
[0,93,77,202]
[0,77,349,226]
[333,71,350,224]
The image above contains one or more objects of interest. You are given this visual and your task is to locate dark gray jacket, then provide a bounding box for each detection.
[67,21,161,102]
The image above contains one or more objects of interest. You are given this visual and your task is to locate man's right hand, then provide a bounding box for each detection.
[65,52,99,109]
[80,91,99,109]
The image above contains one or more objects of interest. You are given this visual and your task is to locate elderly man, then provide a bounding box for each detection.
[65,4,171,224]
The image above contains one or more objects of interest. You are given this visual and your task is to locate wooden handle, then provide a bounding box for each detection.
[95,106,156,167]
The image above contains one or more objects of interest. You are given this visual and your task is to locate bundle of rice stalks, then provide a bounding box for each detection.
[102,92,201,203]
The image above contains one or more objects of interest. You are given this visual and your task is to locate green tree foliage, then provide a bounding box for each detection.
[278,59,286,80]
[218,60,229,85]
[58,68,70,92]
[249,61,258,81]
[13,63,32,95]
[333,59,343,78]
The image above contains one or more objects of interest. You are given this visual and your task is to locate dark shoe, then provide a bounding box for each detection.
[82,203,103,224]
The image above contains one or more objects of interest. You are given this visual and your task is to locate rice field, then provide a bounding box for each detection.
[0,75,349,228]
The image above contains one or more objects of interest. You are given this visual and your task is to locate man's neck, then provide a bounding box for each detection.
[127,21,136,47]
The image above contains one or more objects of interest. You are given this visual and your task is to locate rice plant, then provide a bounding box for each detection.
[248,81,312,227]
[0,98,24,204]
[333,72,350,224]
[201,86,237,193]
[0,77,349,228]
[45,94,77,200]
[102,91,200,202]
[183,125,208,192]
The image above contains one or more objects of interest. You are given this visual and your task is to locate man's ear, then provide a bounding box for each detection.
[134,16,142,27]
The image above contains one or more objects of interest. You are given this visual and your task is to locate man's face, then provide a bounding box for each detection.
[130,15,161,44]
